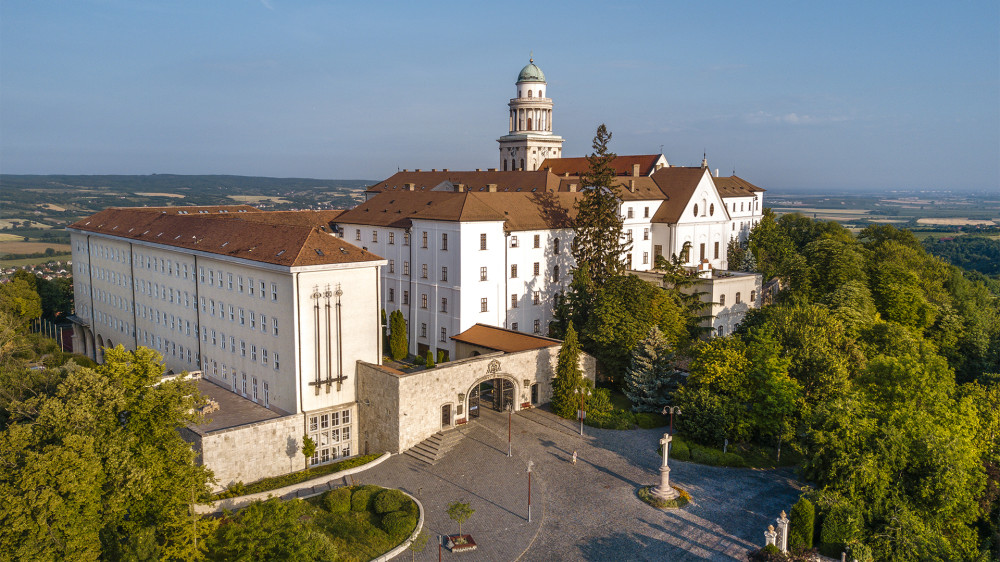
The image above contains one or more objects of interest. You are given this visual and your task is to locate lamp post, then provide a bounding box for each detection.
[507,402,513,457]
[662,406,682,435]
[526,460,534,522]
[574,387,592,436]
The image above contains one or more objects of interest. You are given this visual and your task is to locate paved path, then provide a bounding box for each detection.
[361,407,801,561]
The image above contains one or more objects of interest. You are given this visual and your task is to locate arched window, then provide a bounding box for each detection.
[553,238,561,254]
[735,292,742,304]
[693,204,699,216]
[750,290,756,303]
[527,117,532,129]
[719,294,726,306]
[520,158,525,170]
[527,90,532,98]
[710,203,715,216]
[553,265,560,282]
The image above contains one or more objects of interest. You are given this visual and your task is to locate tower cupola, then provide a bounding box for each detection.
[497,57,564,171]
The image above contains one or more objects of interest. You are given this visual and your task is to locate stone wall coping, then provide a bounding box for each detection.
[360,345,592,380]
[186,411,301,438]
[194,451,391,514]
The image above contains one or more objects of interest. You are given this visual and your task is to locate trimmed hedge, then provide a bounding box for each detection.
[373,489,408,514]
[321,487,352,513]
[789,497,815,550]
[351,485,381,512]
[380,510,417,536]
[213,453,382,500]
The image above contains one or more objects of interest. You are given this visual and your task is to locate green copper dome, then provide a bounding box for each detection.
[517,59,546,83]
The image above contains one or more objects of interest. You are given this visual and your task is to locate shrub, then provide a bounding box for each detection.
[689,443,746,467]
[670,438,690,461]
[819,502,858,557]
[425,350,435,368]
[400,498,419,518]
[413,355,426,366]
[437,350,448,364]
[373,489,408,514]
[351,485,381,512]
[322,487,352,513]
[788,497,815,550]
[380,511,416,538]
[635,412,669,429]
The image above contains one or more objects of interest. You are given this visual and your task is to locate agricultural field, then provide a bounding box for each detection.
[0,241,71,254]
[768,189,1000,238]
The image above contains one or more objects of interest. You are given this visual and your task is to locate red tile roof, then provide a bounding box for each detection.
[539,154,664,177]
[451,323,562,352]
[68,208,382,267]
[713,175,766,197]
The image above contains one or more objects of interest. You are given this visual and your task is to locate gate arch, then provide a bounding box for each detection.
[466,373,519,420]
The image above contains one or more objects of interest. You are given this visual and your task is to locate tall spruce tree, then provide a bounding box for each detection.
[572,124,630,286]
[551,322,583,419]
[623,326,684,412]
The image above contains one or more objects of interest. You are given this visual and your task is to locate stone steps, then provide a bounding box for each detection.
[404,428,464,465]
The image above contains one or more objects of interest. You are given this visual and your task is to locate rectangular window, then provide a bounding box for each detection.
[251,345,257,362]
[238,276,244,292]
[230,336,235,353]
[403,291,409,305]
[533,291,541,305]
[388,259,395,273]
[420,323,427,338]
[643,251,649,264]
[200,266,205,283]
[480,267,487,281]
[241,373,247,397]
[626,230,633,242]
[355,229,361,241]
[481,298,488,312]
[421,264,428,279]
[259,281,266,299]
[421,294,427,309]
[271,283,277,301]
[389,232,395,244]
[262,348,268,365]
[441,233,448,250]
[714,242,719,259]
[388,288,395,302]
[263,382,269,407]
[372,230,378,242]
[533,234,540,248]
[643,228,649,240]
[700,243,706,261]
[248,278,254,296]
[260,314,267,332]
[403,261,410,276]
[440,327,447,342]
[511,294,518,308]
[227,273,233,290]
[240,340,246,357]
[274,352,280,370]
[272,317,278,336]
[441,297,448,313]
[533,319,541,334]
[441,266,448,282]
[533,262,540,276]
[239,308,245,325]
[627,207,634,219]
[421,231,428,248]
[511,322,519,332]
[404,232,410,245]
[511,264,518,278]
[480,233,487,250]
[250,311,256,329]
[510,235,518,248]
[644,206,650,218]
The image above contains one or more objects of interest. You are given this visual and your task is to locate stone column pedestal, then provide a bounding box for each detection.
[651,465,679,500]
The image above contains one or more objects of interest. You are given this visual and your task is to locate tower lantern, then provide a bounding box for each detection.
[497,57,564,171]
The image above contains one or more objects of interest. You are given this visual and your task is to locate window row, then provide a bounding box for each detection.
[509,319,543,334]
[205,359,271,407]
[199,297,278,335]
[200,327,280,370]
[198,267,279,301]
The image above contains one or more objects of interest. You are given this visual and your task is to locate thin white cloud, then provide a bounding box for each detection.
[260,0,274,10]
[742,111,850,126]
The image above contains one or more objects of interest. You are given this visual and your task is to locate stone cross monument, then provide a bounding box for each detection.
[651,432,679,500]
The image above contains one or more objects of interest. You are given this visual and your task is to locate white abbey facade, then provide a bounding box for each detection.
[335,58,765,359]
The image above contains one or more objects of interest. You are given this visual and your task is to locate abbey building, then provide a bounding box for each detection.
[67,58,760,488]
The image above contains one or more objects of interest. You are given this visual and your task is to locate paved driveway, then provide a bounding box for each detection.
[361,407,801,561]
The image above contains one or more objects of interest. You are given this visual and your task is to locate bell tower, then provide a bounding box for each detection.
[497,57,564,171]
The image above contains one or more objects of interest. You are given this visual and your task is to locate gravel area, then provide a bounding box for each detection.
[360,407,802,561]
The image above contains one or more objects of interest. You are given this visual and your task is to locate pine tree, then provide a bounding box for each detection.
[572,125,630,286]
[623,326,684,412]
[551,322,583,419]
[388,310,408,361]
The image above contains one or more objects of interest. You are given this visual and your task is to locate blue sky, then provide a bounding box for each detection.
[1,1,997,191]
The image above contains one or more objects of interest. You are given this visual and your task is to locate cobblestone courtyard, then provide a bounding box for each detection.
[362,407,801,561]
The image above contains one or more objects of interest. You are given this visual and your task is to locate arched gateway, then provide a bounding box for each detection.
[467,369,517,420]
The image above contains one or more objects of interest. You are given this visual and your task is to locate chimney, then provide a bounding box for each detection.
[487,184,497,192]
[475,168,481,172]
[629,180,635,193]
[455,184,465,193]
[405,183,415,191]
[488,168,497,172]
[415,168,421,172]
[632,163,640,177]
[569,183,577,192]
[431,168,437,172]
[715,168,720,177]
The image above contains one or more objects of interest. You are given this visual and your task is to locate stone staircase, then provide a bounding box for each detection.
[404,428,464,465]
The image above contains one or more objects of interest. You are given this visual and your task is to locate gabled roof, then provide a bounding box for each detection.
[451,323,562,352]
[68,208,381,268]
[367,170,560,193]
[128,205,261,214]
[649,167,711,224]
[539,154,664,177]
[336,190,582,231]
[713,175,766,197]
